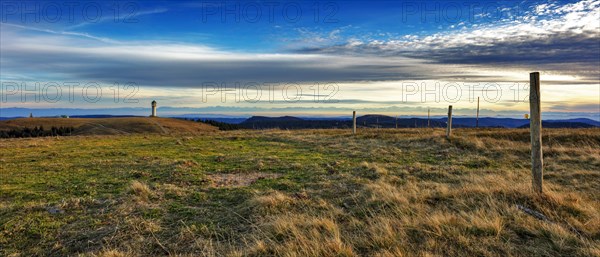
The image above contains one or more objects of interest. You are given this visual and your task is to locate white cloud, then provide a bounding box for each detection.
[293,0,599,82]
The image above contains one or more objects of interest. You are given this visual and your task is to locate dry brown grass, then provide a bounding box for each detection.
[1,128,599,256]
[226,128,600,256]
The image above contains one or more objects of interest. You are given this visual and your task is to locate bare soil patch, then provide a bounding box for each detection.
[207,172,282,187]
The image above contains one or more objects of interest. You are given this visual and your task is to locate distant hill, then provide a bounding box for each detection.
[439,117,528,128]
[0,117,22,121]
[194,117,247,124]
[244,116,305,123]
[545,118,600,127]
[169,114,248,124]
[0,117,218,136]
[519,121,597,128]
[357,115,446,128]
[240,116,351,129]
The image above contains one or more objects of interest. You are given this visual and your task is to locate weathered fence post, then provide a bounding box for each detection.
[530,72,543,194]
[352,111,357,135]
[476,97,480,128]
[446,105,452,138]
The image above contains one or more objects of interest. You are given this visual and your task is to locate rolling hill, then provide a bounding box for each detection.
[0,117,218,136]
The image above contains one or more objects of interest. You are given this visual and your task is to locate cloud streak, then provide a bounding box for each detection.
[1,23,484,86]
[67,8,168,30]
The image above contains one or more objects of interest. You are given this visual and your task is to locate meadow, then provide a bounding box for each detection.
[1,128,599,256]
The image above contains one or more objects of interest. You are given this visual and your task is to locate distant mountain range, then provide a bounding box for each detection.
[351,115,447,128]
[238,115,599,129]
[1,114,599,129]
[518,121,597,128]
[439,117,600,128]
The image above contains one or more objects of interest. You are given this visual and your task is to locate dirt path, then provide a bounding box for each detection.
[91,122,130,134]
[151,119,169,134]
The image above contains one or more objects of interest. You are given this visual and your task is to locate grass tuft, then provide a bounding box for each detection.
[130,180,152,202]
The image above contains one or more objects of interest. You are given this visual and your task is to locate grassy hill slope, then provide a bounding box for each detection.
[0,117,218,135]
[1,128,599,256]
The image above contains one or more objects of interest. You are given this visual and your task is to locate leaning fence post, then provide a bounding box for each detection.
[530,72,543,194]
[446,105,453,138]
[352,111,357,135]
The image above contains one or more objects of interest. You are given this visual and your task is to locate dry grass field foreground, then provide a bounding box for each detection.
[1,128,599,256]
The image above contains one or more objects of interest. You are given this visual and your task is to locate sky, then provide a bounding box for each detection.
[0,0,599,119]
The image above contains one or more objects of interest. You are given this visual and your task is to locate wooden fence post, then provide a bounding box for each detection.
[446,105,452,138]
[427,108,430,128]
[352,111,357,135]
[476,97,480,128]
[530,72,543,194]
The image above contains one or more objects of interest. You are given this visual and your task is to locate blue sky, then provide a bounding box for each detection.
[1,0,599,119]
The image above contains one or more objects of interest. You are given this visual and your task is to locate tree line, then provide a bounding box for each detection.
[0,126,75,138]
[177,118,245,131]
[198,119,245,131]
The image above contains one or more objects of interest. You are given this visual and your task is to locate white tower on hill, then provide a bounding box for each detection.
[151,100,157,117]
